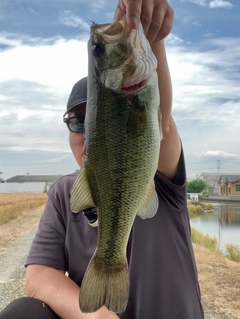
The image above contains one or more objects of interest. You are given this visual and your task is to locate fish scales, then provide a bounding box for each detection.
[70,16,161,313]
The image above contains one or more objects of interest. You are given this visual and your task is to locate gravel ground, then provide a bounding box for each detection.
[0,217,229,318]
[203,301,229,319]
[0,225,37,311]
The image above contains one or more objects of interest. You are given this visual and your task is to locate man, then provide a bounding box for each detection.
[0,1,204,318]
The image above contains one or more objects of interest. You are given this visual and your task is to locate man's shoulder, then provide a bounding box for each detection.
[48,171,79,197]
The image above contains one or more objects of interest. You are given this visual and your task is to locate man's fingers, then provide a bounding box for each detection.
[114,0,174,41]
[140,3,154,36]
[126,0,142,29]
[159,6,174,40]
[114,3,126,23]
[114,0,142,29]
[144,9,163,43]
[147,5,174,43]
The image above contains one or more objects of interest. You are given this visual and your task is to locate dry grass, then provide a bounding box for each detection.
[191,227,218,250]
[194,243,240,319]
[0,193,47,225]
[0,205,45,253]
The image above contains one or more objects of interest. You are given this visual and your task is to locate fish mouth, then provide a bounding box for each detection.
[122,79,147,93]
[90,16,158,93]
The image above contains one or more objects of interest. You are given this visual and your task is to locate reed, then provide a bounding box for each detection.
[188,202,214,215]
[226,244,240,262]
[0,193,47,225]
[191,227,218,250]
[188,205,203,214]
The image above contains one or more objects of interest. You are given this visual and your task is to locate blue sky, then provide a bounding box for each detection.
[0,0,239,180]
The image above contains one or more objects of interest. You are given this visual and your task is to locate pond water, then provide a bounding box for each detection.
[190,202,240,252]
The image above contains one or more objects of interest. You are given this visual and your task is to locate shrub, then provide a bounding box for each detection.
[226,244,240,262]
[191,227,218,250]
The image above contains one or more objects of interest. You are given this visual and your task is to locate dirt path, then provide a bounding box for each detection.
[0,206,239,318]
[194,244,240,319]
[0,206,44,311]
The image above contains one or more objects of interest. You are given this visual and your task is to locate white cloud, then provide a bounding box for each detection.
[181,0,234,9]
[209,0,233,8]
[202,150,240,159]
[167,38,240,116]
[165,33,184,46]
[90,0,108,11]
[59,11,90,30]
[0,30,240,178]
[164,35,240,174]
[180,0,210,7]
[180,16,202,27]
[0,33,88,93]
[28,7,36,14]
[0,33,89,165]
[200,32,215,38]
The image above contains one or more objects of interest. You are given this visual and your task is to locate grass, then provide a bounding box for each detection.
[188,201,240,263]
[188,205,203,214]
[191,227,218,250]
[188,202,214,215]
[0,193,47,225]
[226,244,240,262]
[191,226,240,263]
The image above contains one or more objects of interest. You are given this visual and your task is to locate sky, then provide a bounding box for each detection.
[0,0,239,181]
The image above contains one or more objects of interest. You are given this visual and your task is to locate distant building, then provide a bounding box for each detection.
[198,172,220,196]
[6,175,63,183]
[198,172,220,188]
[208,186,219,196]
[4,174,63,193]
[219,175,240,196]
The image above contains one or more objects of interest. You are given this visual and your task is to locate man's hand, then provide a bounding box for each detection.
[114,0,174,43]
[26,265,119,319]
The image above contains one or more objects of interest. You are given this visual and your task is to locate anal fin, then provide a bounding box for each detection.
[137,181,158,219]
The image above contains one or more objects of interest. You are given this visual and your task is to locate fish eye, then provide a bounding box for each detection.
[93,42,105,58]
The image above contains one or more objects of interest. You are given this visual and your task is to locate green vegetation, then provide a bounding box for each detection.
[188,205,203,214]
[188,202,239,263]
[226,244,240,262]
[188,202,214,215]
[191,227,218,250]
[187,179,208,193]
[191,226,240,263]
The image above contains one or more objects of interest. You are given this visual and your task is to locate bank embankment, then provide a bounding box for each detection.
[0,204,239,318]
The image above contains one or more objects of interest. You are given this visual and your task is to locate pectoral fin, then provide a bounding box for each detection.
[159,111,163,141]
[70,165,96,213]
[137,181,158,219]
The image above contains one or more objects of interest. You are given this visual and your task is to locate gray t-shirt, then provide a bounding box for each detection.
[26,150,204,319]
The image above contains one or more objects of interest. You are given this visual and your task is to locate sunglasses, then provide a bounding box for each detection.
[63,115,85,133]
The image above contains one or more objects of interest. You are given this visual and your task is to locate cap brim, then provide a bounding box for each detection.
[63,99,87,117]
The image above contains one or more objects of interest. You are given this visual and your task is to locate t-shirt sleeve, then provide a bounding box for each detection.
[25,194,67,271]
[154,147,187,210]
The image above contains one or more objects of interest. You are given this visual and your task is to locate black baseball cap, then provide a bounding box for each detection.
[63,76,87,117]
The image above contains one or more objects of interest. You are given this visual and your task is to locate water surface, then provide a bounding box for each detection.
[190,202,240,252]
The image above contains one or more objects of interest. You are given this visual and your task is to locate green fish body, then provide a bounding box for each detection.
[70,16,162,313]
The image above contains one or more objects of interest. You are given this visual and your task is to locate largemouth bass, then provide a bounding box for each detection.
[70,16,162,313]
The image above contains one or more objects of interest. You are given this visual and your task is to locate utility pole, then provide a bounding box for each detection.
[217,160,221,195]
[217,160,221,180]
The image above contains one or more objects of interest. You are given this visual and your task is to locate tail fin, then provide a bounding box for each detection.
[79,256,129,313]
